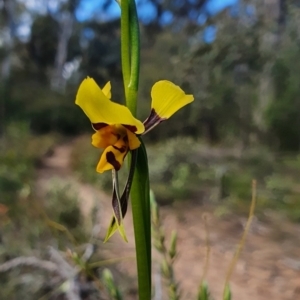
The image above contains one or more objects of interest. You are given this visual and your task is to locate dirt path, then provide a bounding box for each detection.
[36,142,300,300]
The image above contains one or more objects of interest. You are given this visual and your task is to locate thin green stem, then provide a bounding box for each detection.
[129,0,140,91]
[120,0,130,100]
[126,0,140,116]
[130,144,152,300]
[127,89,138,116]
[120,1,151,299]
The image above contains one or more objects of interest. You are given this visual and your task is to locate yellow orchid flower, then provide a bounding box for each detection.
[75,77,194,173]
[75,77,193,241]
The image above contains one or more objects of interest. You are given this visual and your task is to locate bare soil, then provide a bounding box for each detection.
[37,142,300,300]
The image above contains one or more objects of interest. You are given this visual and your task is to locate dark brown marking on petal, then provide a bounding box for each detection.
[143,109,166,134]
[112,145,127,153]
[123,135,128,143]
[92,123,108,131]
[106,151,121,170]
[123,125,137,133]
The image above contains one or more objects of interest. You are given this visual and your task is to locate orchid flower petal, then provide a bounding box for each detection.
[75,77,145,133]
[125,128,141,150]
[151,80,194,118]
[143,80,194,133]
[102,81,111,99]
[91,126,119,149]
[96,139,128,173]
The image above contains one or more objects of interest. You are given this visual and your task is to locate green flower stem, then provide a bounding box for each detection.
[128,0,140,91]
[130,142,152,300]
[120,1,152,299]
[128,1,151,297]
[127,88,138,117]
[120,0,130,99]
[120,0,140,116]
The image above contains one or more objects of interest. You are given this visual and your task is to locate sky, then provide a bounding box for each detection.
[74,0,240,43]
[75,0,239,23]
[15,0,240,43]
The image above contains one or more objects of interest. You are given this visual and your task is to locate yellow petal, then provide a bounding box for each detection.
[151,80,194,119]
[96,139,128,173]
[91,126,119,149]
[75,77,145,134]
[102,81,111,99]
[125,128,141,150]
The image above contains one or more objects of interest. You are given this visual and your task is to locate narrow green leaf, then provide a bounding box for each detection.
[130,141,151,299]
[126,0,140,116]
[120,0,130,99]
[128,0,140,91]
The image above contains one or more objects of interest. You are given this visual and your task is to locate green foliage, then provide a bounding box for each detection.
[28,15,59,68]
[81,20,122,84]
[44,179,87,242]
[0,123,55,217]
[0,123,89,299]
[138,8,265,144]
[263,156,300,221]
[0,125,54,298]
[266,44,300,150]
[0,122,55,229]
[5,77,90,135]
[198,282,211,300]
[147,137,203,203]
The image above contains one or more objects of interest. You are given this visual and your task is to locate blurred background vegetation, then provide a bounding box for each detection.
[1,0,300,298]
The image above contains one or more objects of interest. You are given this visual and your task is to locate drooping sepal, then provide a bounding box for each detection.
[104,170,128,242]
[103,151,137,242]
[104,215,128,243]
